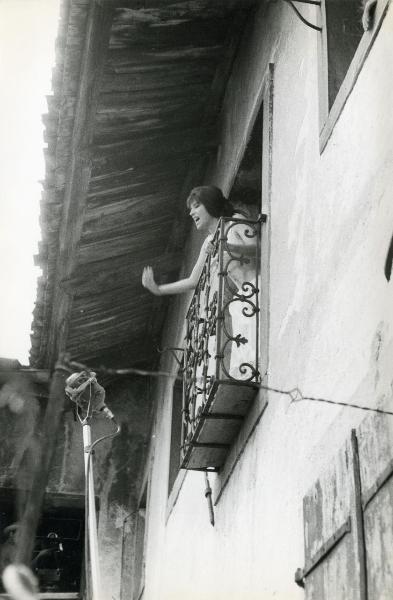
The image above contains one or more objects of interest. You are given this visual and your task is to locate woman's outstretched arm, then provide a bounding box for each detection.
[142,237,211,296]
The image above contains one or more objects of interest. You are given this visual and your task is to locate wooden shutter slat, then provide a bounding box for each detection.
[357,414,393,599]
[296,516,352,585]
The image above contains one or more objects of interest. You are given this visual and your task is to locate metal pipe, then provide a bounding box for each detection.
[83,423,102,600]
[204,472,215,526]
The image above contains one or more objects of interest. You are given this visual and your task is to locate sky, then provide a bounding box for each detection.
[0,0,60,363]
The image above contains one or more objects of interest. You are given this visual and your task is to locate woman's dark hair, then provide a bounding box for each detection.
[186,185,234,218]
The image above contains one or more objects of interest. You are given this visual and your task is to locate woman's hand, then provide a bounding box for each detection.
[142,266,161,296]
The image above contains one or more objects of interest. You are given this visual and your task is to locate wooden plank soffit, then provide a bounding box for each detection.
[45,2,114,368]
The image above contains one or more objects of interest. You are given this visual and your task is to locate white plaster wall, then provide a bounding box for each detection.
[142,4,393,599]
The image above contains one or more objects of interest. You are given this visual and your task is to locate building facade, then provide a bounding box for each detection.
[127,2,393,599]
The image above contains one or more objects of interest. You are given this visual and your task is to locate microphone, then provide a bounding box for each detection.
[65,371,115,419]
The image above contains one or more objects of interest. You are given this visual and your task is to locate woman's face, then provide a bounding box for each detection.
[189,199,217,232]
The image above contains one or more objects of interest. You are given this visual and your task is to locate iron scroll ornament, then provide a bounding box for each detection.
[216,218,261,384]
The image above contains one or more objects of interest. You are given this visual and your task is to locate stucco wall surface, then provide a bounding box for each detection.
[141,4,393,600]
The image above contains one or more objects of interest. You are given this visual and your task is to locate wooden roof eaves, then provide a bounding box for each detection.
[31,0,74,367]
[30,0,258,369]
[35,1,114,369]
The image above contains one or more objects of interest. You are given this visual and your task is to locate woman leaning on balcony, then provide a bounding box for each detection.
[142,185,249,295]
[142,185,258,380]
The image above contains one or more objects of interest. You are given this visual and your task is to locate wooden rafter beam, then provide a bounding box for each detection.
[45,1,114,368]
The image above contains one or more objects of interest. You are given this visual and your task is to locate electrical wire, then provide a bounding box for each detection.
[65,358,393,419]
[67,359,179,381]
[258,384,393,417]
[61,355,392,587]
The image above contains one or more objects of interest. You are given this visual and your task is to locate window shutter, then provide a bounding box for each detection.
[297,416,393,599]
[296,432,366,599]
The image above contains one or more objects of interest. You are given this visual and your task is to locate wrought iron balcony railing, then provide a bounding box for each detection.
[181,216,262,471]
